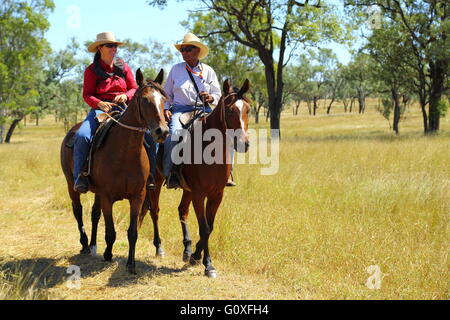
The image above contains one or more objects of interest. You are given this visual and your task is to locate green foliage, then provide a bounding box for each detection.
[151,0,352,130]
[0,0,55,141]
[437,97,449,118]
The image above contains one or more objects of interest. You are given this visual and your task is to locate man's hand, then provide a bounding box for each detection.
[97,101,118,112]
[199,92,214,104]
[164,110,172,122]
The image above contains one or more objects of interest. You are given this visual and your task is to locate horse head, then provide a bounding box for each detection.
[135,68,169,143]
[221,79,251,153]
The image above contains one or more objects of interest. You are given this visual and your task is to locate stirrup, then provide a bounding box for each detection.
[146,173,156,190]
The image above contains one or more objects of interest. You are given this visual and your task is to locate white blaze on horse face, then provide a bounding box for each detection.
[152,91,163,117]
[234,99,246,131]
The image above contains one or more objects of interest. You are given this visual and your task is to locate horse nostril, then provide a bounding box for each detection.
[155,127,163,136]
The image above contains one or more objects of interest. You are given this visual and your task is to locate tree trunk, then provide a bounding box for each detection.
[313,96,318,115]
[343,100,348,113]
[295,101,301,115]
[391,88,401,135]
[5,118,22,143]
[358,92,365,114]
[326,97,336,115]
[0,124,4,143]
[427,59,446,133]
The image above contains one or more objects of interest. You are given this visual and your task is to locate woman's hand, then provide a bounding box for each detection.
[97,101,117,112]
[113,94,128,104]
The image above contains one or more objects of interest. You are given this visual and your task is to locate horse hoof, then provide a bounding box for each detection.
[89,245,97,256]
[80,246,90,254]
[182,253,191,263]
[155,248,165,258]
[189,256,201,266]
[127,266,137,275]
[205,269,217,278]
[103,252,112,262]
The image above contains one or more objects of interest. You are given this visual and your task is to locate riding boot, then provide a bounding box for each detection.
[74,173,89,193]
[166,170,180,189]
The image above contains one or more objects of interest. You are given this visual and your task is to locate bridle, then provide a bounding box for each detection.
[103,83,164,134]
[220,92,238,130]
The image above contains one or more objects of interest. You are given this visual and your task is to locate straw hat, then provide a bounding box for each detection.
[88,31,124,53]
[174,33,209,59]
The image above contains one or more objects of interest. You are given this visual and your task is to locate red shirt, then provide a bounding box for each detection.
[83,59,138,109]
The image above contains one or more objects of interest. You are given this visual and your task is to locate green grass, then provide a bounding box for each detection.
[0,102,448,299]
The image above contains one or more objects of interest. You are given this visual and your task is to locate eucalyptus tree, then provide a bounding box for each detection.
[0,0,55,143]
[148,0,351,136]
[365,18,415,134]
[346,0,449,133]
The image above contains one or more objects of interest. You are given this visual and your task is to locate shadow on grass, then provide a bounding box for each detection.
[0,253,188,291]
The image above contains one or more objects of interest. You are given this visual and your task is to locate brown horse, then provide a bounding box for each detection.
[141,78,251,278]
[60,69,169,274]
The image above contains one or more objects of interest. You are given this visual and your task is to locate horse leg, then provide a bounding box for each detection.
[100,197,116,262]
[178,191,193,262]
[202,192,224,278]
[88,195,101,256]
[149,172,165,257]
[190,193,211,271]
[126,196,142,274]
[68,187,89,254]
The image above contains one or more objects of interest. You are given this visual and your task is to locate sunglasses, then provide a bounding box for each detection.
[180,45,197,53]
[103,43,118,48]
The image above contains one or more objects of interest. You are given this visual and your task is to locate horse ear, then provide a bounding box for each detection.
[238,79,250,96]
[223,79,232,94]
[136,68,144,87]
[154,69,164,85]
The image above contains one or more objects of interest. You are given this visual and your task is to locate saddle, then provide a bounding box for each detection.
[65,111,122,176]
[179,110,209,131]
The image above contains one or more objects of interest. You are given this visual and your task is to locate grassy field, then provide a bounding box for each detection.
[0,101,448,300]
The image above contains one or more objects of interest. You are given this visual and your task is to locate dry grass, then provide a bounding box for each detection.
[0,101,448,300]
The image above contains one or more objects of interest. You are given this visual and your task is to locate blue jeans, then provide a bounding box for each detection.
[162,104,211,178]
[73,106,123,181]
[144,133,158,178]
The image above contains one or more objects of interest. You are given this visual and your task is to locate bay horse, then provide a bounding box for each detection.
[60,69,169,274]
[140,78,251,278]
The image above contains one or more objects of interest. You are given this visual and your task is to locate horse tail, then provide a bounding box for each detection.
[138,205,147,228]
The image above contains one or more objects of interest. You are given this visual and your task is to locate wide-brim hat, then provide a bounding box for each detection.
[88,31,124,53]
[174,33,209,59]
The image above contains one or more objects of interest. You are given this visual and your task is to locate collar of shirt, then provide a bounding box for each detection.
[98,59,114,73]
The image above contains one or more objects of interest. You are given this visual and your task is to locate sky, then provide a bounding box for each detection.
[44,0,354,65]
[45,0,192,53]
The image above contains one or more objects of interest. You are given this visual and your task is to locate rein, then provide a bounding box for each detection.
[103,83,159,134]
